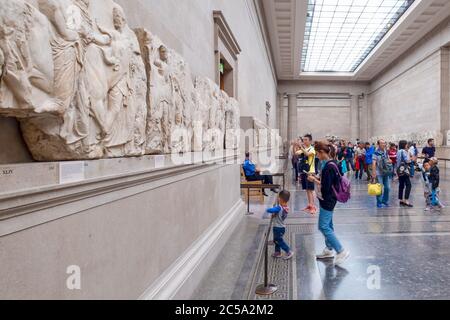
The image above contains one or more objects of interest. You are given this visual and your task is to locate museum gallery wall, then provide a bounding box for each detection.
[0,0,240,161]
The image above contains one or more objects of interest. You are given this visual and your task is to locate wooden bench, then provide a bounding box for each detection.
[240,166,265,204]
[240,183,281,215]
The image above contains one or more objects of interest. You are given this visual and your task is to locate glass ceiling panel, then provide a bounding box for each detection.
[301,0,415,73]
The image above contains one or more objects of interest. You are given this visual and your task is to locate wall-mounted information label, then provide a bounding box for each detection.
[0,168,14,177]
[154,155,165,169]
[59,162,85,184]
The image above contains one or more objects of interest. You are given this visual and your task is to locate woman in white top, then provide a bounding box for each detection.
[408,142,418,178]
[354,142,366,180]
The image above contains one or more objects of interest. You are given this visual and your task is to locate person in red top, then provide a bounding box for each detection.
[388,143,398,179]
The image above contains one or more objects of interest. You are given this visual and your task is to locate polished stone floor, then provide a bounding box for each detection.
[192,167,450,300]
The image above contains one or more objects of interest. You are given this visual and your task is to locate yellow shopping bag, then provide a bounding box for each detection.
[368,183,382,196]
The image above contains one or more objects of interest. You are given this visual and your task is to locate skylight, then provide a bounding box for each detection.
[301,0,415,73]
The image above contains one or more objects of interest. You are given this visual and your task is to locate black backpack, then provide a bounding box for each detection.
[396,150,410,177]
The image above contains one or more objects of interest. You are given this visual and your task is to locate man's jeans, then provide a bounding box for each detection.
[410,162,415,177]
[367,164,373,180]
[273,227,291,253]
[318,208,343,254]
[377,174,391,205]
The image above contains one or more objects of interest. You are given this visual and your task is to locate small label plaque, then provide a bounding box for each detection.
[1,168,14,176]
[59,161,85,184]
[154,155,165,169]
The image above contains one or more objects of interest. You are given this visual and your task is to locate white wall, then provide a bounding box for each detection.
[278,81,368,141]
[368,18,450,143]
[0,118,32,164]
[298,106,351,141]
[368,50,441,138]
[0,162,243,299]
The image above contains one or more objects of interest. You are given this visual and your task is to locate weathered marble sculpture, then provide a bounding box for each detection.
[254,119,272,150]
[136,30,170,154]
[0,0,241,161]
[223,94,240,150]
[370,130,443,147]
[136,28,195,154]
[0,0,54,117]
[194,76,225,151]
[0,0,147,160]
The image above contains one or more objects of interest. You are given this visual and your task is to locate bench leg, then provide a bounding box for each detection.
[247,189,253,215]
[242,189,248,203]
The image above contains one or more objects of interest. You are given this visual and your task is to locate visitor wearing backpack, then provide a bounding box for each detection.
[371,139,393,208]
[397,140,414,207]
[307,141,350,266]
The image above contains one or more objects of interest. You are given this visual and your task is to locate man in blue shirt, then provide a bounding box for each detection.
[243,152,276,196]
[371,140,393,208]
[365,142,375,181]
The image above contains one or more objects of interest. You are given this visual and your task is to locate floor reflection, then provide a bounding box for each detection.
[195,168,450,300]
[318,261,349,300]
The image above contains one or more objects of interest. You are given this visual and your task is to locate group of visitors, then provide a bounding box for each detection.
[265,136,444,266]
[283,135,351,265]
[289,137,442,210]
[246,135,442,267]
[369,138,442,210]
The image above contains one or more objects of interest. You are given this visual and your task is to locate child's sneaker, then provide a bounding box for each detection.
[272,252,282,259]
[424,206,431,212]
[283,251,295,260]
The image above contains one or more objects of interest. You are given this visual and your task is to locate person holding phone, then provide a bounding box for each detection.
[307,141,350,266]
[296,134,317,215]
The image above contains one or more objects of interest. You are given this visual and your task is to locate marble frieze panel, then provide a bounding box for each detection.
[0,0,241,161]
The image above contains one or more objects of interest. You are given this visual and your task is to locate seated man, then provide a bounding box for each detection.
[243,152,277,196]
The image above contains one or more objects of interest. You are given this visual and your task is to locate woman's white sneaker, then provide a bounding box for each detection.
[334,250,350,266]
[316,248,335,260]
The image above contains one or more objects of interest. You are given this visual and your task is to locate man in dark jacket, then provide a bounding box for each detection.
[422,139,436,160]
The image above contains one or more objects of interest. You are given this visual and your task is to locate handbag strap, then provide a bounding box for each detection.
[327,161,342,177]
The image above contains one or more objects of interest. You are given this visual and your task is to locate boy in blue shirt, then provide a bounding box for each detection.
[266,190,294,260]
[420,161,433,211]
[429,158,444,210]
